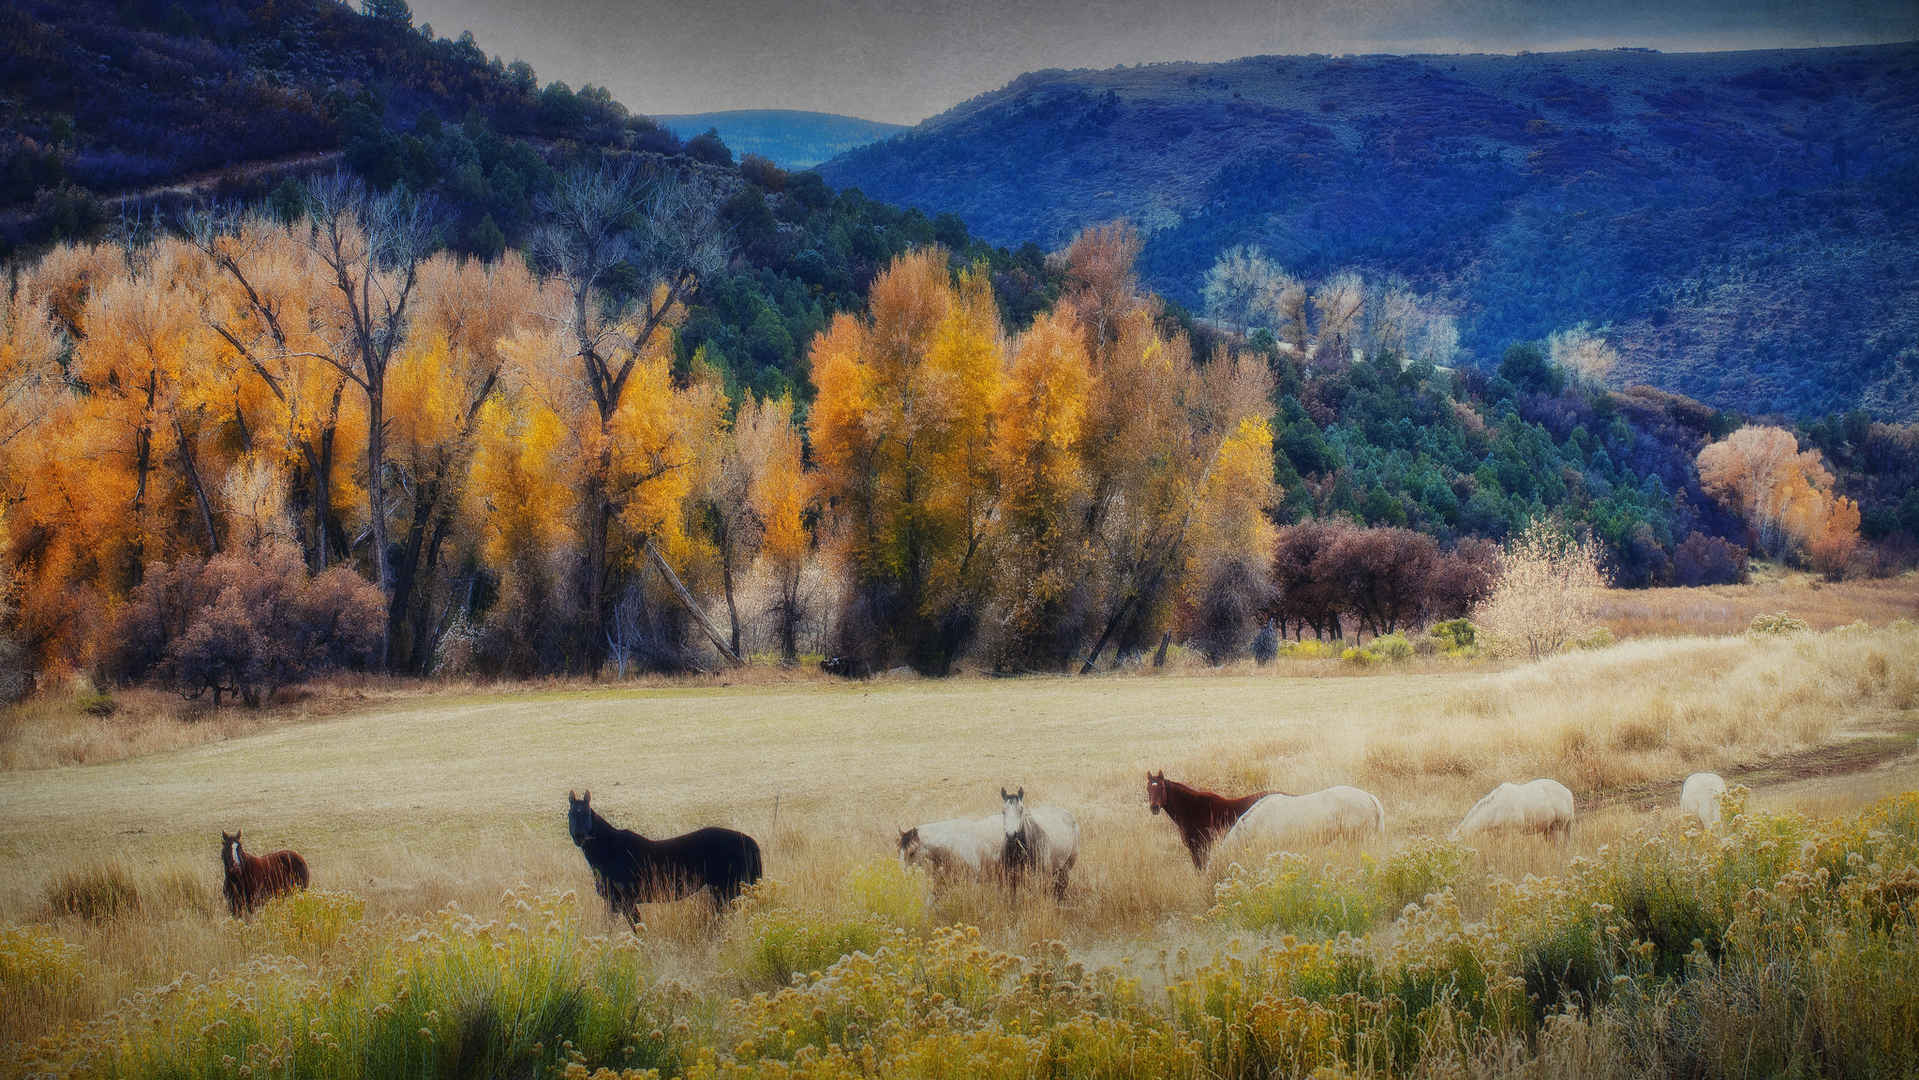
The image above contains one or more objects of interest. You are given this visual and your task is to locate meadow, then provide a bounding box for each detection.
[1,613,1916,1077]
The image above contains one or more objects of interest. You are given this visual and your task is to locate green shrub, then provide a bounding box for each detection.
[843,858,927,930]
[1371,838,1475,910]
[1574,626,1617,650]
[1280,638,1334,660]
[1371,632,1414,661]
[258,889,366,954]
[1208,853,1379,937]
[725,883,890,989]
[1429,618,1477,650]
[1748,610,1810,635]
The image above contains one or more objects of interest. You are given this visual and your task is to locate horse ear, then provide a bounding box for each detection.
[568,789,576,801]
[1000,787,1009,800]
[582,789,590,802]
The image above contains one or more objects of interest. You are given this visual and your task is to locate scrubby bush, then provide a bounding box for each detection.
[1209,853,1379,936]
[1372,838,1475,909]
[1673,530,1748,586]
[42,862,140,922]
[258,889,366,955]
[1370,631,1414,661]
[108,542,384,705]
[1428,617,1477,651]
[1251,619,1279,665]
[1475,520,1608,659]
[1748,610,1810,635]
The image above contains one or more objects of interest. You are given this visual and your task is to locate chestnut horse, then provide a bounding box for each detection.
[220,830,309,917]
[1145,772,1287,869]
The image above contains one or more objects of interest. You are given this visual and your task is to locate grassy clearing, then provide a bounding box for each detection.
[1593,567,1919,639]
[0,623,1915,1076]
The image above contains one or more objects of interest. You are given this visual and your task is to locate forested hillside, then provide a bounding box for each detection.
[822,45,1919,419]
[3,2,1917,698]
[655,111,906,169]
[0,0,1048,402]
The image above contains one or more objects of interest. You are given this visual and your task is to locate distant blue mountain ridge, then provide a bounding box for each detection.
[821,44,1919,419]
[654,109,906,169]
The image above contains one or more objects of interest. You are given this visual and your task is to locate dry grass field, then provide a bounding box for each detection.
[2,615,1916,1076]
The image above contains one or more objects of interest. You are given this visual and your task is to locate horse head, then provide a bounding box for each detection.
[1147,771,1168,815]
[567,790,595,844]
[220,830,243,872]
[896,827,920,864]
[999,787,1028,838]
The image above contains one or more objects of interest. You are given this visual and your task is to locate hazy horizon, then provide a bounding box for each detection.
[406,0,1919,125]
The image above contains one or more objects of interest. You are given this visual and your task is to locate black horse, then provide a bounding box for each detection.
[566,790,762,925]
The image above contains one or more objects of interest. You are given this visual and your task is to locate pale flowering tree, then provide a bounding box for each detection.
[1547,325,1619,388]
[1474,520,1608,659]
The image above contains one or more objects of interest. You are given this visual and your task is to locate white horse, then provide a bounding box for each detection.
[1450,778,1575,841]
[1000,787,1080,899]
[1679,772,1728,829]
[1210,785,1385,867]
[897,814,1005,880]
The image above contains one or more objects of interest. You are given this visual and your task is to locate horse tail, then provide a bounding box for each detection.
[744,833,764,885]
[289,853,310,890]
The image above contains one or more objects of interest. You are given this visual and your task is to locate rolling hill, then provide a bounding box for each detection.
[821,45,1919,419]
[654,109,906,168]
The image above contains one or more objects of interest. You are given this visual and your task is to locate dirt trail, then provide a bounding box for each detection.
[0,150,343,229]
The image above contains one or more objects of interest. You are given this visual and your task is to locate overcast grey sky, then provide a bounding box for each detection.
[406,0,1919,124]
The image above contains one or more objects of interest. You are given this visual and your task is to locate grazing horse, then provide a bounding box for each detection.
[999,788,1080,900]
[898,815,1005,880]
[1146,771,1285,869]
[219,830,309,918]
[566,790,762,926]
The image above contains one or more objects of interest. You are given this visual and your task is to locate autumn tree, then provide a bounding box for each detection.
[298,173,435,665]
[1060,225,1277,671]
[1697,424,1861,573]
[1547,325,1619,388]
[740,394,810,663]
[1184,409,1278,664]
[380,254,540,669]
[987,308,1092,670]
[530,161,732,669]
[810,249,1003,674]
[192,213,358,573]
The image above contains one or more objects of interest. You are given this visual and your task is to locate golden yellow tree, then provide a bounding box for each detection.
[1060,226,1277,671]
[809,248,1004,674]
[743,394,810,663]
[379,254,541,670]
[988,307,1092,669]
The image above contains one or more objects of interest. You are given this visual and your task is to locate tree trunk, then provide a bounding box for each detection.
[175,420,221,555]
[721,549,742,659]
[366,386,392,666]
[645,538,742,667]
[778,566,800,664]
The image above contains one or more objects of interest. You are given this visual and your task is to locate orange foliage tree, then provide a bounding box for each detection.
[810,248,1004,674]
[1697,425,1861,574]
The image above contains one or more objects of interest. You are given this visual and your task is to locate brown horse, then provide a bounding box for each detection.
[1146,771,1287,869]
[220,830,309,918]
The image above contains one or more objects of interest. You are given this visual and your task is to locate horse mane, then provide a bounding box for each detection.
[1154,776,1288,868]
